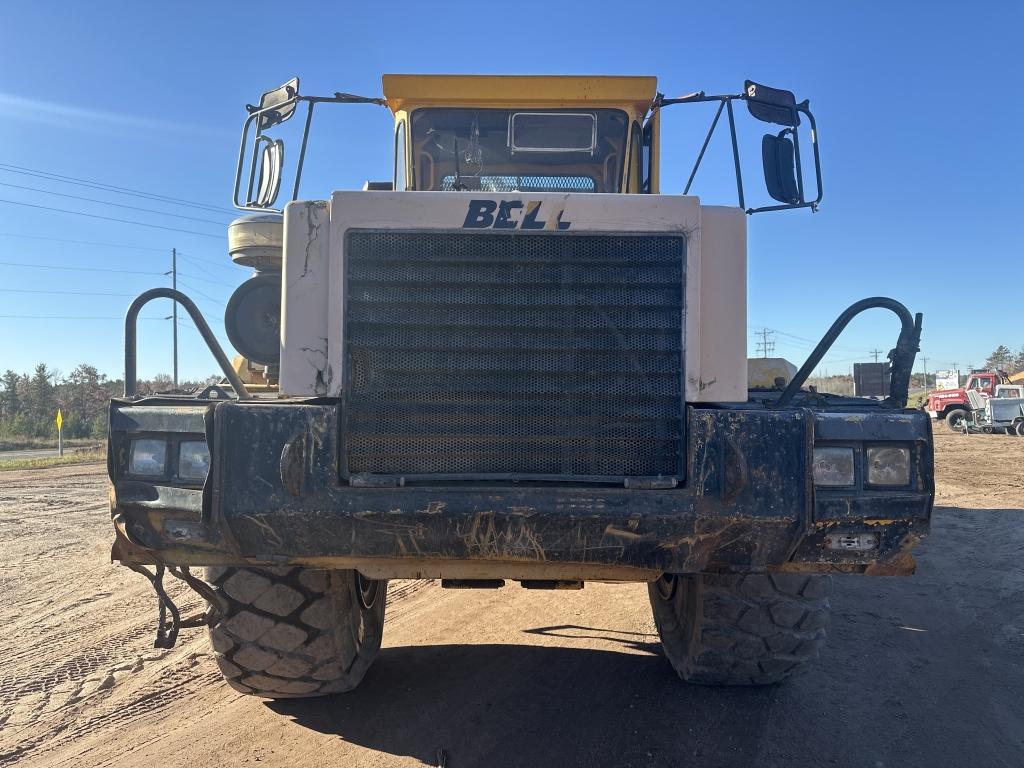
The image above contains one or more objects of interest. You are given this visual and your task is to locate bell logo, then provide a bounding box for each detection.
[462,199,572,230]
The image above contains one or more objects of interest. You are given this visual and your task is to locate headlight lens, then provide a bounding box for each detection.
[813,447,855,486]
[867,446,910,486]
[178,441,211,482]
[130,439,167,476]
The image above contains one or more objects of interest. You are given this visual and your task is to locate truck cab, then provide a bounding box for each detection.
[926,370,1011,430]
[107,74,933,698]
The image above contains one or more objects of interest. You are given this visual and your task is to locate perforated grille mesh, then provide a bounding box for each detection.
[440,175,596,192]
[343,231,685,480]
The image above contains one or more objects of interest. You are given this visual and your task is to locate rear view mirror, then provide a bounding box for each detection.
[745,81,800,128]
[255,138,284,208]
[761,133,800,205]
[251,77,300,130]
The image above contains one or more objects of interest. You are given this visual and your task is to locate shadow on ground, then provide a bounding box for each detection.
[268,639,777,767]
[268,509,1024,767]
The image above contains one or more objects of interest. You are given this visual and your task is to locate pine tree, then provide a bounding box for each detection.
[0,370,20,418]
[984,345,1013,371]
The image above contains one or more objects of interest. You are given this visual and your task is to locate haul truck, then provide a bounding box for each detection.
[109,75,933,697]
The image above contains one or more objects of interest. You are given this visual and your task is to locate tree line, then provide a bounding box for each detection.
[983,345,1024,374]
[0,363,215,442]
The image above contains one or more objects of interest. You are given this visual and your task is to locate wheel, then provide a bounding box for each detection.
[944,408,969,432]
[1016,421,1024,437]
[205,566,386,698]
[648,572,831,686]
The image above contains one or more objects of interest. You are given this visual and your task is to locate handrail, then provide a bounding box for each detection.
[774,297,922,409]
[124,288,250,399]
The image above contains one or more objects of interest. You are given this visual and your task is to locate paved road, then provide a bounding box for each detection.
[0,447,57,462]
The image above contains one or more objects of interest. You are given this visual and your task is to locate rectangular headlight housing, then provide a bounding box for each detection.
[129,438,167,476]
[866,445,911,486]
[178,440,211,482]
[813,447,855,487]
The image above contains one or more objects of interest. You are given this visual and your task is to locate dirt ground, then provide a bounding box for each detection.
[1,428,1022,767]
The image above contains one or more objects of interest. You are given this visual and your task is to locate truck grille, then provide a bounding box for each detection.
[343,230,685,481]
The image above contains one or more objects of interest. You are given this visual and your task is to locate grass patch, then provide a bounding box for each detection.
[0,436,100,452]
[0,448,106,471]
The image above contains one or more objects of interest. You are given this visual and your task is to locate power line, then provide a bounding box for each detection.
[0,314,165,320]
[175,277,226,306]
[0,260,163,275]
[0,287,135,297]
[0,198,223,239]
[176,270,235,287]
[178,252,237,277]
[0,181,229,226]
[0,234,228,266]
[0,232,172,252]
[0,162,237,215]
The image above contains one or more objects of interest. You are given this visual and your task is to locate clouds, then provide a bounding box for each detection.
[0,92,231,139]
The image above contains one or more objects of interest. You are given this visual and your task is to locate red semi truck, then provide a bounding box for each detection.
[926,370,1012,430]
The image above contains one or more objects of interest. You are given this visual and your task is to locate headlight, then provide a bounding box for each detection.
[178,441,211,482]
[867,446,910,486]
[813,447,855,487]
[130,439,167,476]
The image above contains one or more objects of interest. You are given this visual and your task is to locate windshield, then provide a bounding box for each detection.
[409,108,628,193]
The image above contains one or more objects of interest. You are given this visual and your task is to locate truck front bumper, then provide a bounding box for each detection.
[108,399,933,580]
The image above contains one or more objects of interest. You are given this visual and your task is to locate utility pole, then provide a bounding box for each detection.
[165,249,178,388]
[869,348,884,363]
[755,328,775,358]
[920,355,929,388]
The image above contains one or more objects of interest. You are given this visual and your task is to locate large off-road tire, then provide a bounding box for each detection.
[944,408,969,432]
[648,572,831,686]
[205,566,386,698]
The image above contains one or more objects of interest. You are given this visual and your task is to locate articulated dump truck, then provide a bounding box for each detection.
[109,75,933,697]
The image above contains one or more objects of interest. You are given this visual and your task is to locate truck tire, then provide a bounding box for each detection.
[205,566,386,698]
[648,572,831,686]
[944,408,969,432]
[1015,421,1024,437]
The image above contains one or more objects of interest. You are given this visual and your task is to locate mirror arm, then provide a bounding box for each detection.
[682,99,726,195]
[292,101,316,201]
[725,99,745,210]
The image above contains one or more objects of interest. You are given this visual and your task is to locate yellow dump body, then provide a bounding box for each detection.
[382,74,659,193]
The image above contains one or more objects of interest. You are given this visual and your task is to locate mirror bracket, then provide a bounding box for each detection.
[233,79,387,211]
[654,82,823,215]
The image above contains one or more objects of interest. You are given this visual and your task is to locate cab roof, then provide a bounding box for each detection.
[381,74,658,114]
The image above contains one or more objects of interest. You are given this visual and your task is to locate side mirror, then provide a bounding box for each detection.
[254,138,284,208]
[761,132,800,205]
[250,77,300,130]
[745,81,800,128]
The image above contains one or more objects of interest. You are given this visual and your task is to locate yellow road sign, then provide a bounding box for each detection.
[56,409,63,430]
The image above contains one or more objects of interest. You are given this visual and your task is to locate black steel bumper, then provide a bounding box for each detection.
[108,399,933,579]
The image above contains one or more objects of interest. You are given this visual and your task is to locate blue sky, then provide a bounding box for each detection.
[0,1,1020,382]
